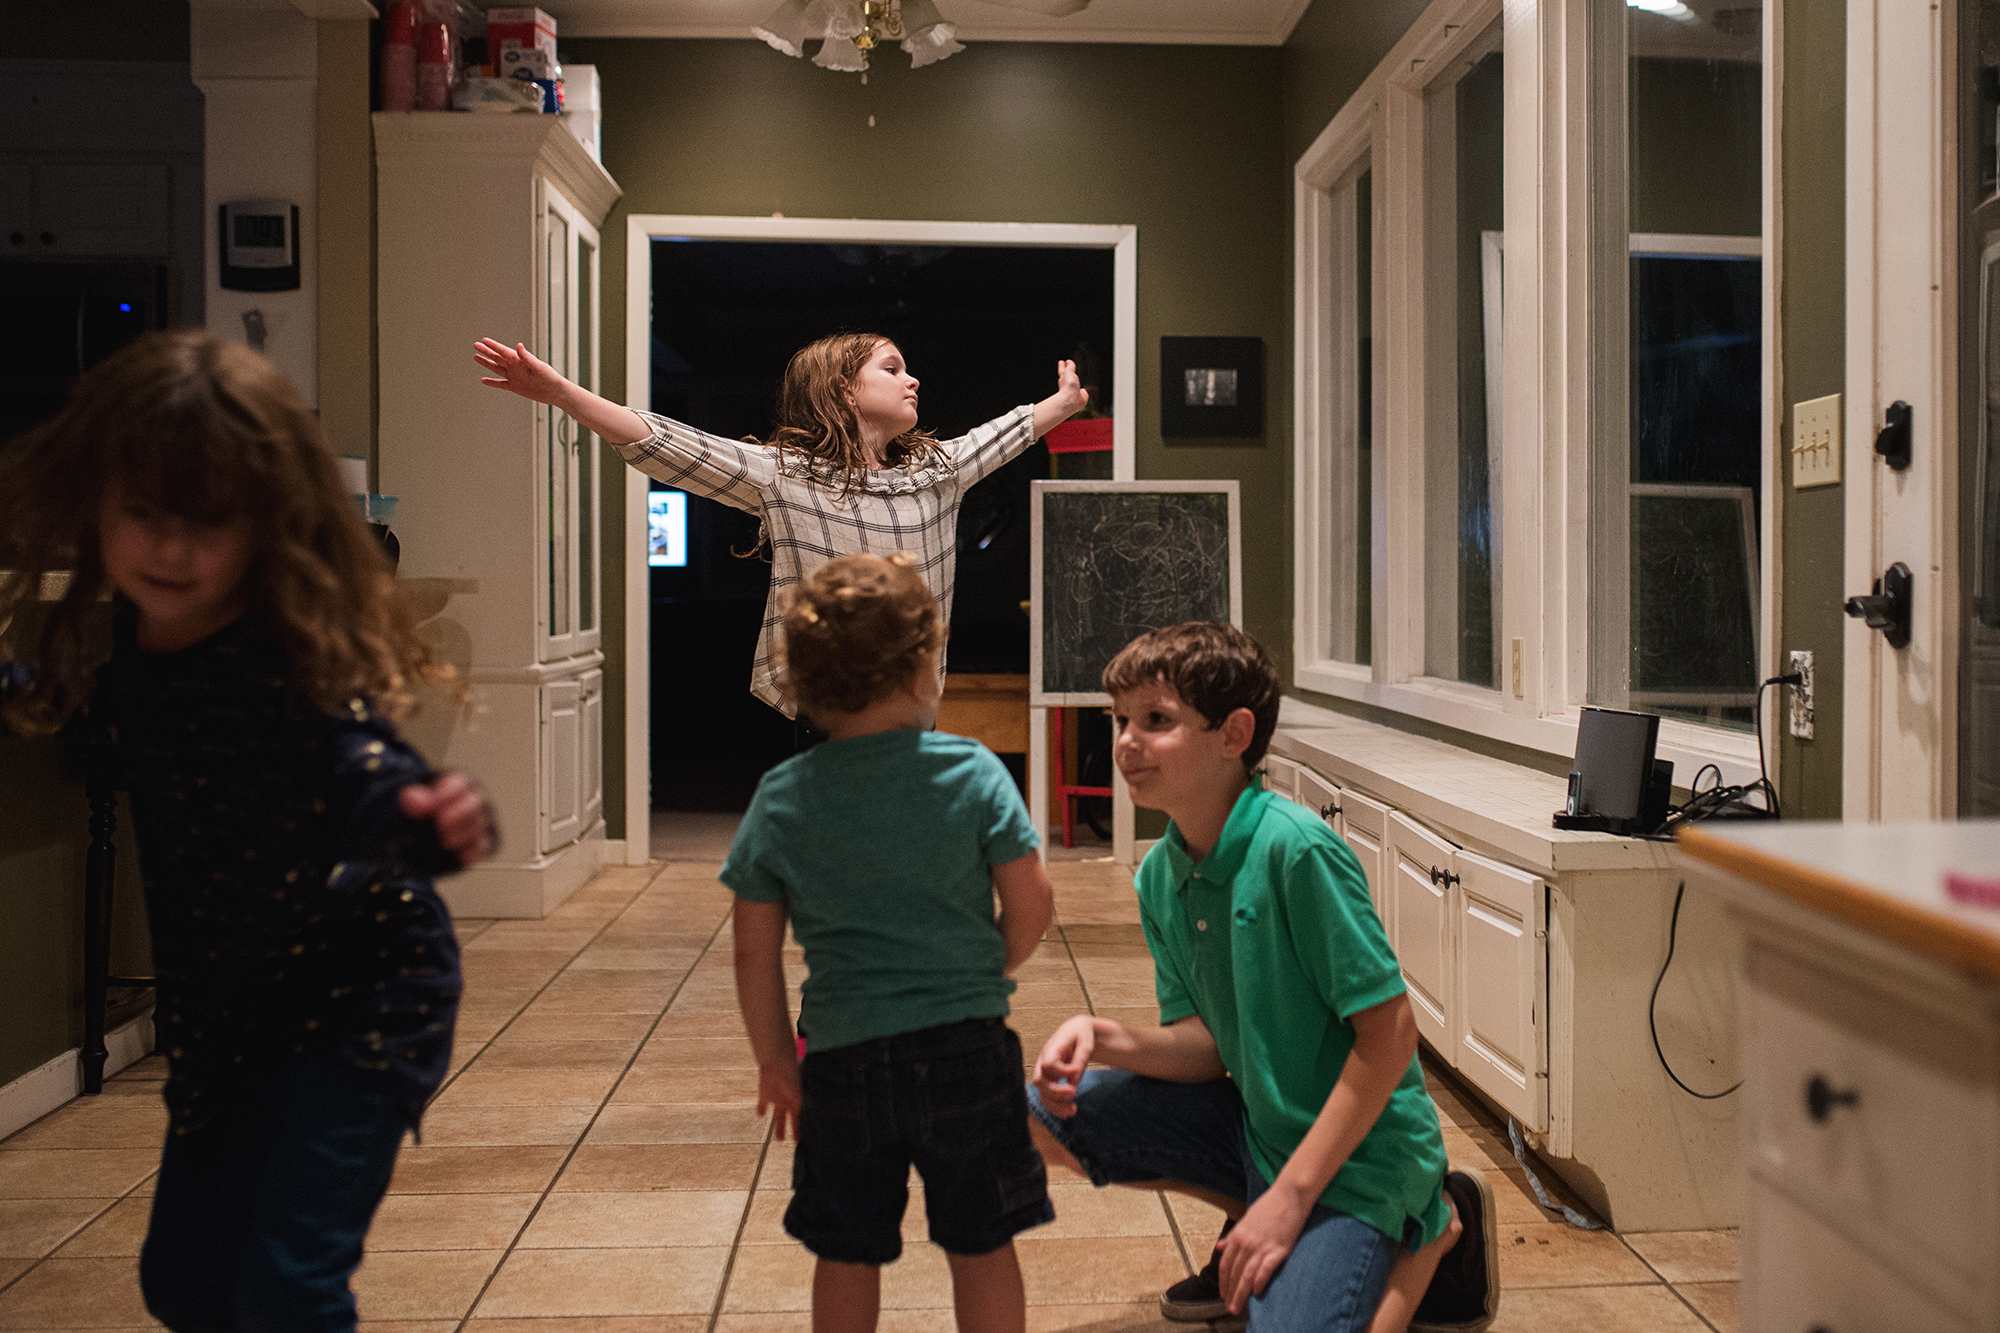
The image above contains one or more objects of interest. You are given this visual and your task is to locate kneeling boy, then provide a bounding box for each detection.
[1027,623,1498,1333]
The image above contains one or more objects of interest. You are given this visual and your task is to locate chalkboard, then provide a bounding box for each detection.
[1030,481,1242,705]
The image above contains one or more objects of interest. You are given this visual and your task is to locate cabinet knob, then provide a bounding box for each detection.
[1805,1075,1859,1123]
[39,231,53,244]
[8,232,21,245]
[1319,803,1342,822]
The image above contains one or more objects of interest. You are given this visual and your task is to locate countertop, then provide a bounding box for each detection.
[1677,820,2000,982]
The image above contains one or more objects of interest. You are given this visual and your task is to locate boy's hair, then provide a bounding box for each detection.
[781,552,944,718]
[767,333,947,496]
[0,330,456,734]
[1102,622,1281,771]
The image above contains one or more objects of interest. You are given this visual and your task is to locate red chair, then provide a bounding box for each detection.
[1051,706,1113,848]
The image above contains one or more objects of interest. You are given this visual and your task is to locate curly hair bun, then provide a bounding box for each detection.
[780,552,943,718]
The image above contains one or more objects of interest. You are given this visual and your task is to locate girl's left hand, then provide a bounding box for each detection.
[1053,359,1089,415]
[398,772,499,867]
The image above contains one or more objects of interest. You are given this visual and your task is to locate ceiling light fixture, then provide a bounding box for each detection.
[756,0,1089,73]
[1626,0,1699,21]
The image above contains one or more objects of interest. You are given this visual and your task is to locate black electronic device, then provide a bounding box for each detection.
[219,200,300,292]
[1553,706,1668,836]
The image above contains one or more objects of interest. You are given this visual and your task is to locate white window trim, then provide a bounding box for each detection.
[1292,0,1778,790]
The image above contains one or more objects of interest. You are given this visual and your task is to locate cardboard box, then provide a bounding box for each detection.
[486,7,556,65]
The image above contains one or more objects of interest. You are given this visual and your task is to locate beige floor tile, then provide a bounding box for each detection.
[1484,1169,1568,1226]
[756,1142,795,1191]
[543,973,682,997]
[387,1146,568,1195]
[0,1255,157,1327]
[1487,1282,1709,1332]
[584,1105,767,1146]
[1439,1124,1516,1174]
[2,1102,167,1154]
[417,1102,588,1146]
[1017,1234,1188,1306]
[554,1144,761,1193]
[611,1068,761,1106]
[0,1257,29,1289]
[1162,1192,1230,1258]
[50,1197,150,1257]
[499,1014,661,1045]
[518,1190,748,1249]
[472,1042,641,1073]
[1010,980,1091,1009]
[718,1243,816,1313]
[737,1192,793,1246]
[649,1013,749,1042]
[0,1152,159,1201]
[1496,1224,1655,1289]
[352,1248,504,1321]
[1039,1184,1173,1241]
[85,1082,166,1103]
[873,1243,955,1310]
[522,991,677,1018]
[1623,1230,1739,1285]
[466,1312,712,1320]
[356,1322,463,1332]
[628,1040,757,1073]
[108,1057,167,1082]
[1675,1280,1738,1332]
[474,1247,731,1318]
[0,1200,113,1259]
[1023,1305,1181,1332]
[365,1192,539,1250]
[432,1070,621,1108]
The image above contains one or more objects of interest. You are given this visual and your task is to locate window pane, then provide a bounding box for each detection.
[1424,31,1503,688]
[1593,0,1762,729]
[1355,168,1373,666]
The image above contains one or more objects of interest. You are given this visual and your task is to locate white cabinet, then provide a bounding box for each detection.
[1388,812,1458,1057]
[374,113,621,918]
[1453,849,1546,1131]
[1335,787,1393,931]
[0,161,171,257]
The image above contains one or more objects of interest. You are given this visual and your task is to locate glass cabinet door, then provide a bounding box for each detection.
[539,190,602,662]
[578,233,597,637]
[545,201,572,654]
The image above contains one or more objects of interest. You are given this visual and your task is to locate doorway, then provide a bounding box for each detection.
[628,223,1132,822]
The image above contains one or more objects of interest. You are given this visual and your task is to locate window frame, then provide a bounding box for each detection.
[1291,0,1781,788]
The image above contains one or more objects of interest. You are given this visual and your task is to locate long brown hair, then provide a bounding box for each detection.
[766,333,948,496]
[0,331,455,734]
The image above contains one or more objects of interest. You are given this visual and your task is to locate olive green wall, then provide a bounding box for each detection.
[318,20,377,474]
[1281,0,1432,168]
[1777,0,1845,816]
[566,37,1295,827]
[22,0,189,62]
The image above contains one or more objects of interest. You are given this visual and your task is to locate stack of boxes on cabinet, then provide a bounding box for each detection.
[373,59,621,918]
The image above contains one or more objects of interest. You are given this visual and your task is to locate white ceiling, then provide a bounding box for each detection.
[550,0,1315,45]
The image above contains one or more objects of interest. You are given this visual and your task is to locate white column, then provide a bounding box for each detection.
[190,5,319,406]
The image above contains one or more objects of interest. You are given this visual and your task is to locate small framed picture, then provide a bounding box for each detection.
[1160,336,1264,439]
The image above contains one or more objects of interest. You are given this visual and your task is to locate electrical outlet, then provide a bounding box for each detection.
[1792,394,1842,489]
[1511,637,1524,699]
[1788,649,1815,740]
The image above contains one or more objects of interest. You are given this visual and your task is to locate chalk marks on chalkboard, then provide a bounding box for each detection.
[1030,481,1242,703]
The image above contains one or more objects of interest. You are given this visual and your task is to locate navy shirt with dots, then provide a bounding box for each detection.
[97,614,463,1136]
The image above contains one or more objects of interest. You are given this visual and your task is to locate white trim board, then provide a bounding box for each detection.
[624,213,1139,867]
[0,1013,156,1143]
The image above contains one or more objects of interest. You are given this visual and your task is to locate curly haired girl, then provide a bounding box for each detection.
[0,331,494,1333]
[474,330,1088,717]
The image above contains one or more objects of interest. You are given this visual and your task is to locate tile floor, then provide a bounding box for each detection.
[0,856,1739,1331]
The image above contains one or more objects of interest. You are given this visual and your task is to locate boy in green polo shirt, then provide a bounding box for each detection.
[1025,622,1499,1333]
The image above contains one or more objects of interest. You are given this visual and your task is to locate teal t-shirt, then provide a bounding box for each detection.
[720,729,1041,1053]
[1136,785,1450,1247]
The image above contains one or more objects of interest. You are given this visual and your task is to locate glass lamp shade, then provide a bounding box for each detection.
[821,0,865,39]
[752,0,813,56]
[898,0,964,66]
[812,37,870,71]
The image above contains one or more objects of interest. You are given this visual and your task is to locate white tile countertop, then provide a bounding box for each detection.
[1270,697,1677,876]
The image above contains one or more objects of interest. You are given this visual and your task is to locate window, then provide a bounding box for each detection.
[1292,0,1774,786]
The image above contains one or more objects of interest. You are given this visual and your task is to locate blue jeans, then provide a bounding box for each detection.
[139,1055,410,1332]
[1027,1069,1399,1333]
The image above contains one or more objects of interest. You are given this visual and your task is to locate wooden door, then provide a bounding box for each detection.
[1386,812,1457,1054]
[1452,846,1546,1130]
[1336,787,1393,933]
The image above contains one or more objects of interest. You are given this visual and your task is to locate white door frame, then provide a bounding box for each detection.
[1843,1,1957,819]
[621,215,1139,861]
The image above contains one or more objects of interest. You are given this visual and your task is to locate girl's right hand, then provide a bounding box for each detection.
[474,338,571,406]
[1032,1014,1097,1118]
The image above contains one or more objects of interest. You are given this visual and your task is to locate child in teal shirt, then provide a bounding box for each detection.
[1027,623,1499,1333]
[724,552,1057,1333]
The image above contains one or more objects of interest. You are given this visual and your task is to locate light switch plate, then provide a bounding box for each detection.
[1792,394,1842,489]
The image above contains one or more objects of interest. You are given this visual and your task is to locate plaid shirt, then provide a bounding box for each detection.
[617,405,1038,714]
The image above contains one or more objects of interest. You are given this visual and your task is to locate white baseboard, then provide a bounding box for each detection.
[436,829,605,919]
[0,1012,156,1141]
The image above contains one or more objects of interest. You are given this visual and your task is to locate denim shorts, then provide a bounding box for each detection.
[1026,1068,1400,1333]
[786,1016,1054,1264]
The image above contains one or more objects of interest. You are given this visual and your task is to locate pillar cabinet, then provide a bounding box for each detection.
[374,113,620,918]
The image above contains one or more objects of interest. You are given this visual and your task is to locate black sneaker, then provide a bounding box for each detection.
[1159,1218,1234,1322]
[1411,1169,1500,1332]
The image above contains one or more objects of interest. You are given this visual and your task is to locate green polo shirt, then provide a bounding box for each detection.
[1136,785,1450,1246]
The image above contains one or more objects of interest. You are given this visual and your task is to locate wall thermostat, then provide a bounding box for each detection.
[219,199,300,292]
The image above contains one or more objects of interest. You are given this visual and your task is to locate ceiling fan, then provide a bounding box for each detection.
[755,0,1092,72]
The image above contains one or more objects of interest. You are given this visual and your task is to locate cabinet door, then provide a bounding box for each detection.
[1386,812,1457,1054]
[540,678,583,853]
[1297,767,1340,825]
[0,164,30,251]
[539,188,578,662]
[580,668,604,830]
[1264,755,1300,801]
[31,162,169,256]
[1335,787,1393,934]
[1452,847,1547,1131]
